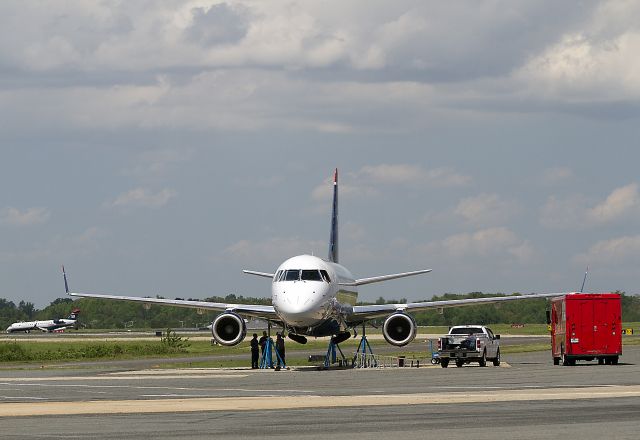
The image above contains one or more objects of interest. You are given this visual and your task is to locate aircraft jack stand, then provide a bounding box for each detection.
[260,338,286,369]
[353,325,376,368]
[259,337,275,369]
[324,339,346,369]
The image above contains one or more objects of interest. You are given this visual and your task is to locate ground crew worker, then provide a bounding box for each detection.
[275,332,285,368]
[259,330,268,355]
[250,333,259,369]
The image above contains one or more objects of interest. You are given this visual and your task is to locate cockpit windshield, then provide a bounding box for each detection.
[284,270,300,281]
[275,269,326,282]
[301,270,322,281]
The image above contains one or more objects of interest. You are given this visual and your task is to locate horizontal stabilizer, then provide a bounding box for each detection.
[242,270,275,278]
[340,269,432,286]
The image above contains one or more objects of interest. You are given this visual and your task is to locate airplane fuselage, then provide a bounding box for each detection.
[271,254,357,335]
[6,318,76,333]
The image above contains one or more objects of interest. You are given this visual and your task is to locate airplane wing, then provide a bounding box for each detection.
[67,291,279,320]
[349,291,575,320]
[62,267,278,320]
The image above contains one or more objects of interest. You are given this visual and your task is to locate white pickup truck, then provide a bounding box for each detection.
[437,325,501,368]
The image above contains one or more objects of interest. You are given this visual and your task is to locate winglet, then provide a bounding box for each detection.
[328,168,339,263]
[62,265,70,294]
[580,265,589,292]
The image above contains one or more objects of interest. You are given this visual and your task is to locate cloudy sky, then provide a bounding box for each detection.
[1,1,639,307]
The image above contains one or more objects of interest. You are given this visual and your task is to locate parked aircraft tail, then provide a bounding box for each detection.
[328,168,339,263]
[62,265,70,294]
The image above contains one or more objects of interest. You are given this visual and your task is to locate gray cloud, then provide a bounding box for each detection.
[185,4,250,46]
[0,207,50,226]
[541,183,640,229]
[1,2,639,305]
[106,188,177,209]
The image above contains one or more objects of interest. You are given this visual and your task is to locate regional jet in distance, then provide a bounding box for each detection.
[6,309,80,333]
[63,169,576,347]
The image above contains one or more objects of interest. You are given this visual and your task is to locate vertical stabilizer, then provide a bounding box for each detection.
[328,168,339,263]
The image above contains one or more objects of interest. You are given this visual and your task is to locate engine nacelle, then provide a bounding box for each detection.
[382,312,417,347]
[211,312,247,346]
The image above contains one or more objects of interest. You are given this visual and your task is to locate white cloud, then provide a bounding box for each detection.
[540,195,590,229]
[355,164,471,187]
[311,178,379,203]
[540,183,640,228]
[0,207,50,226]
[0,1,638,130]
[587,183,640,224]
[516,1,640,101]
[221,237,324,263]
[419,227,534,263]
[107,188,177,209]
[541,166,574,185]
[454,193,519,226]
[0,227,105,263]
[124,148,193,179]
[343,222,366,241]
[311,164,470,207]
[573,235,640,265]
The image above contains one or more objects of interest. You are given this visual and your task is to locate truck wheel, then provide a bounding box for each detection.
[440,359,449,368]
[455,359,464,368]
[611,356,619,365]
[478,350,487,367]
[492,349,501,366]
[598,358,604,365]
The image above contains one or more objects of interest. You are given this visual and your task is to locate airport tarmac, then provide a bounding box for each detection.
[0,347,638,439]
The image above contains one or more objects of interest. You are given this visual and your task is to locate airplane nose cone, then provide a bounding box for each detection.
[273,283,329,326]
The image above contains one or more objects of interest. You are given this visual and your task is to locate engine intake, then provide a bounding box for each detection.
[382,313,416,346]
[211,312,247,346]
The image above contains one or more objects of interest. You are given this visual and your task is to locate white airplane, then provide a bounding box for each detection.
[6,309,80,333]
[63,169,574,346]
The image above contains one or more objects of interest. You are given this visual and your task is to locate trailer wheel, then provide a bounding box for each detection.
[492,349,501,367]
[598,358,604,365]
[611,356,619,365]
[455,359,464,368]
[478,350,487,367]
[440,359,449,368]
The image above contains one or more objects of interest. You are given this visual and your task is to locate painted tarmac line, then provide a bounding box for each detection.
[0,374,247,382]
[107,369,249,375]
[1,385,639,417]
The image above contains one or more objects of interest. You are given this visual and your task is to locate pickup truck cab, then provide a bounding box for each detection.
[437,325,501,368]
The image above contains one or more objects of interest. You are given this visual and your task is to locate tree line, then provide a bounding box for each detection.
[1,291,639,330]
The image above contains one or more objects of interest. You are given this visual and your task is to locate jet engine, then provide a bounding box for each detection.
[382,312,416,346]
[211,312,247,346]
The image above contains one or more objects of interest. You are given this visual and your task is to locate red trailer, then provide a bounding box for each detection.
[549,293,622,366]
